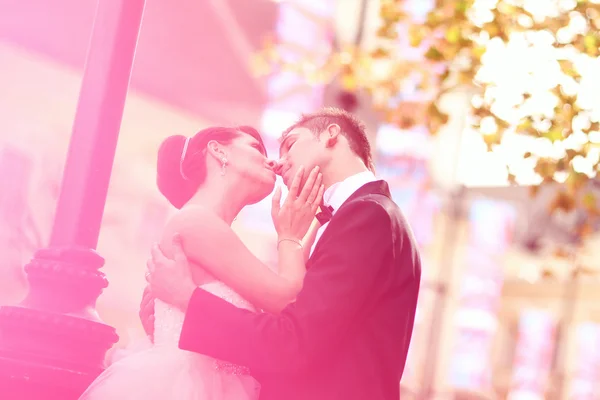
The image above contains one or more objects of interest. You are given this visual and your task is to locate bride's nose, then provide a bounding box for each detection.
[265,159,279,172]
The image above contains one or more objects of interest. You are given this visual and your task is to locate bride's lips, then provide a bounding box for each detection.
[265,167,276,179]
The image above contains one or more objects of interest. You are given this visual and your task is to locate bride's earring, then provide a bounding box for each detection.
[220,157,228,176]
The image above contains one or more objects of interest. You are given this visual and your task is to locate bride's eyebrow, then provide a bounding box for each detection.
[253,140,267,156]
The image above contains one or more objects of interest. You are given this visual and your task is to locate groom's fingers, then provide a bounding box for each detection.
[149,244,161,270]
[149,243,162,263]
[172,234,187,264]
[150,243,169,267]
[146,258,155,275]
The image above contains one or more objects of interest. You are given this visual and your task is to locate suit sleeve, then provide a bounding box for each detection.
[179,199,395,374]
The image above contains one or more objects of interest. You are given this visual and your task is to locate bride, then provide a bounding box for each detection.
[80,125,323,399]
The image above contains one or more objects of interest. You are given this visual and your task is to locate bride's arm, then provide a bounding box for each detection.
[300,218,321,262]
[175,167,323,314]
[173,208,300,314]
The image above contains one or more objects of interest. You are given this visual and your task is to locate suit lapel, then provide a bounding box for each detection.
[307,180,392,268]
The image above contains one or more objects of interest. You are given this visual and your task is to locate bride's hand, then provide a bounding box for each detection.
[271,166,324,243]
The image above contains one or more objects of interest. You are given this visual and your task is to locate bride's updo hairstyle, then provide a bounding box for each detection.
[157,126,266,209]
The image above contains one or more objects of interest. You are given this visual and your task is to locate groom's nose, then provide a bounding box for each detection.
[270,160,284,176]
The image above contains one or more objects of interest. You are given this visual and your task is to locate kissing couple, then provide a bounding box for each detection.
[80,108,421,400]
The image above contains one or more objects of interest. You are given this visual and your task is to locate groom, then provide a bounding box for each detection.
[145,108,421,400]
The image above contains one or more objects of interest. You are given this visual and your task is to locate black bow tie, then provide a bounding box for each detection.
[316,204,334,225]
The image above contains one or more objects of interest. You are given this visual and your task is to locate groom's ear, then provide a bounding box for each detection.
[324,124,341,147]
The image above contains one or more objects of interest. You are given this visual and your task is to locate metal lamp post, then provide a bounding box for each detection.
[0,0,145,398]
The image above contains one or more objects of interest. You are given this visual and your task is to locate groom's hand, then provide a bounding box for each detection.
[146,235,196,312]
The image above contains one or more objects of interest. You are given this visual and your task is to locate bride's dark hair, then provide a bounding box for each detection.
[157,126,266,209]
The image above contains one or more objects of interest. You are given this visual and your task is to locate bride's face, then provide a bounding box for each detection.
[226,133,277,204]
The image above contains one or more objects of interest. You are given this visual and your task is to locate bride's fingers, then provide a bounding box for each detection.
[305,173,322,206]
[296,166,319,203]
[311,184,325,214]
[270,186,282,220]
[286,166,304,200]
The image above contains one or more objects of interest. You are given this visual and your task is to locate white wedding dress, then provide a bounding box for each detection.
[80,281,260,400]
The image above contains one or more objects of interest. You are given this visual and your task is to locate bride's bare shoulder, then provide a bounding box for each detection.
[160,206,234,251]
[160,206,225,284]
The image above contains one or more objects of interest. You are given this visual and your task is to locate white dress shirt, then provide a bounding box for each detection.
[310,171,377,256]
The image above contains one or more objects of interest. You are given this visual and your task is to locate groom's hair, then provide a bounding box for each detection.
[282,108,375,172]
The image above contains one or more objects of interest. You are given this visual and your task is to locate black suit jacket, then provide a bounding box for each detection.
[179,181,421,400]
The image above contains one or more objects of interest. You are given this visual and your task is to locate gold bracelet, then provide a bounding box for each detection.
[277,238,303,250]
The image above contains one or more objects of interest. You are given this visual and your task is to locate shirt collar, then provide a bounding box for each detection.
[323,171,377,213]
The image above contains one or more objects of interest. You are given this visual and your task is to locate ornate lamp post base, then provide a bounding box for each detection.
[0,248,118,398]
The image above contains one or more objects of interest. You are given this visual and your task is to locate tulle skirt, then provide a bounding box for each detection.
[79,344,260,400]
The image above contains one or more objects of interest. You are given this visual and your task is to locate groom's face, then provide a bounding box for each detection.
[278,127,327,190]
